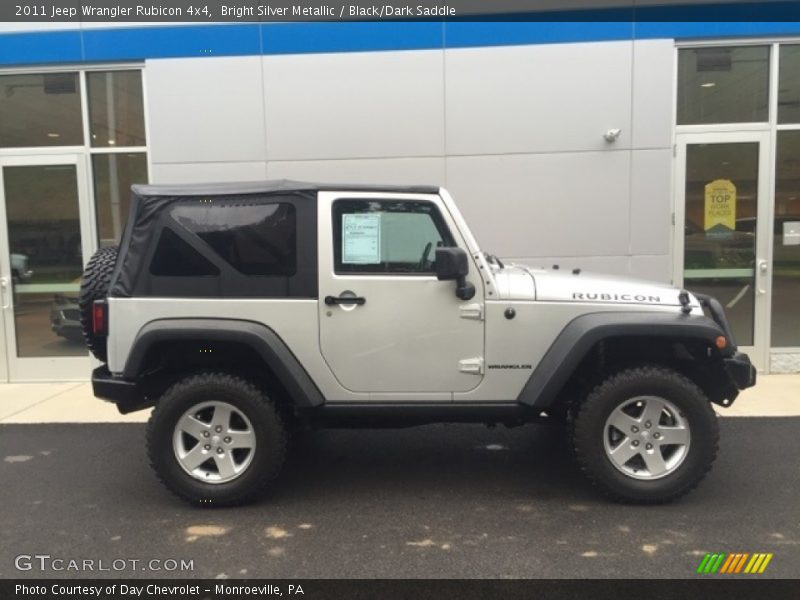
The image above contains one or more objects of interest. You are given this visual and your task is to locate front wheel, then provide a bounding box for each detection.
[571,366,719,504]
[146,373,287,506]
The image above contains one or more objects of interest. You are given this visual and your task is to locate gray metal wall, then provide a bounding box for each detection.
[146,39,676,282]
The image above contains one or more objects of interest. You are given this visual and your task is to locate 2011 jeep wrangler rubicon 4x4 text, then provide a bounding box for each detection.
[82,181,756,506]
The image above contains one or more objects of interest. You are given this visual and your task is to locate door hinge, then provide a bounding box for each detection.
[673,143,677,157]
[459,357,484,375]
[459,303,484,321]
[671,212,675,226]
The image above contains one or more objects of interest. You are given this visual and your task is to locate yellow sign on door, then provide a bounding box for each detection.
[704,179,737,235]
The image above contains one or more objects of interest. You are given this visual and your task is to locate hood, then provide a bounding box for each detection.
[492,263,700,308]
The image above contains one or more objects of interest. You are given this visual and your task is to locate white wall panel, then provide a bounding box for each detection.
[145,56,267,164]
[632,39,675,149]
[445,42,633,155]
[446,150,631,259]
[629,254,672,284]
[509,255,632,277]
[267,157,445,186]
[150,161,267,184]
[630,148,673,255]
[262,51,445,161]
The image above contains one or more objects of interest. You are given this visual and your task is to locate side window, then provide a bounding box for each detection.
[170,202,297,276]
[333,200,455,274]
[149,228,220,276]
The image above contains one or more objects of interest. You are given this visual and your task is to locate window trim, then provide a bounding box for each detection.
[331,198,456,277]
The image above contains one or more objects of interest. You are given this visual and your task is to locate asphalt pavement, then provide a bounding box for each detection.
[0,419,798,579]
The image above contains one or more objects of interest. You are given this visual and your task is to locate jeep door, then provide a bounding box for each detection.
[317,192,484,395]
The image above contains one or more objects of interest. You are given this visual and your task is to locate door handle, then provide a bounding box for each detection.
[324,295,366,306]
[0,277,8,310]
[757,260,768,295]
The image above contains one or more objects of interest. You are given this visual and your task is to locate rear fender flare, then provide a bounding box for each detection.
[123,318,324,408]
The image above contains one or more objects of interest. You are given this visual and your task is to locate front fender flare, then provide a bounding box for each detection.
[517,311,728,408]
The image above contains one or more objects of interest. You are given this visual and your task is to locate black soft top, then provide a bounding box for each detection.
[109,180,440,298]
[131,179,440,198]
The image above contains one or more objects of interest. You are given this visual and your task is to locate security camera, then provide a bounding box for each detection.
[603,128,622,142]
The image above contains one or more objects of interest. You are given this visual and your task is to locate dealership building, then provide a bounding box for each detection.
[0,15,799,382]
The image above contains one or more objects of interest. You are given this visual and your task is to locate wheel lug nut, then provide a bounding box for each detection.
[632,440,640,447]
[646,443,653,450]
[203,444,211,450]
[654,432,661,439]
[645,421,652,429]
[203,431,210,438]
[631,426,639,433]
[224,436,231,443]
[215,426,222,433]
[216,447,223,454]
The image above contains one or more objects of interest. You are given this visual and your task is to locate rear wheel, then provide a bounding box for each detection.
[147,372,287,506]
[78,245,118,361]
[572,366,718,503]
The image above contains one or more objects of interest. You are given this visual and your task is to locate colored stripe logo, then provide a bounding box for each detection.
[696,552,773,574]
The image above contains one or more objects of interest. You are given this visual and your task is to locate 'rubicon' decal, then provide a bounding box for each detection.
[572,292,661,303]
[487,364,532,370]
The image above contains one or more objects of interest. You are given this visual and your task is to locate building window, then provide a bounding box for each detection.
[93,153,148,247]
[86,69,148,247]
[677,46,770,125]
[778,45,800,124]
[86,70,146,147]
[0,72,83,147]
[772,131,800,347]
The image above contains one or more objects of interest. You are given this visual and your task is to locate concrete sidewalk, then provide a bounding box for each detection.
[0,375,797,423]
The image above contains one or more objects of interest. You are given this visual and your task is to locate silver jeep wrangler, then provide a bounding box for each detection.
[81,181,756,506]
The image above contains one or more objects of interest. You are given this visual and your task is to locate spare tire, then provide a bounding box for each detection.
[79,246,118,362]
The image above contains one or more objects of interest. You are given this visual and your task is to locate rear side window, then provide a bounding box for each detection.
[149,228,220,277]
[333,199,454,274]
[170,203,296,276]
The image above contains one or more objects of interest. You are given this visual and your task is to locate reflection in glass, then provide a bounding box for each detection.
[3,165,86,357]
[772,132,800,347]
[87,71,146,147]
[93,153,148,246]
[683,143,758,346]
[677,46,769,125]
[0,73,83,147]
[779,45,800,124]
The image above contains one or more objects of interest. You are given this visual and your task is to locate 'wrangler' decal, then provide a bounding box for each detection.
[572,292,661,303]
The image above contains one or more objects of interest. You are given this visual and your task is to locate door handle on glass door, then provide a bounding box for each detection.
[757,260,768,295]
[0,277,8,309]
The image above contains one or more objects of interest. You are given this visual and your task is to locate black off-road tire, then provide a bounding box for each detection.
[79,245,118,361]
[146,372,287,507]
[572,366,719,504]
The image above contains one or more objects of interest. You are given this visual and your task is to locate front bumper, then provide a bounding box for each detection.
[92,366,149,414]
[724,351,757,390]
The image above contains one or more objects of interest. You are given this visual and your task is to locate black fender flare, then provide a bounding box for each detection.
[517,312,729,408]
[123,318,325,408]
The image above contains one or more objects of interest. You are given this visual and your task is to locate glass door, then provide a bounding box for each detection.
[0,154,94,381]
[675,132,772,370]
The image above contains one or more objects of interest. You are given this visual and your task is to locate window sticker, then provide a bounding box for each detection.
[342,213,381,264]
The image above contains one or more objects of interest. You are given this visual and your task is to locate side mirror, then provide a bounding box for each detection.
[435,247,475,300]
